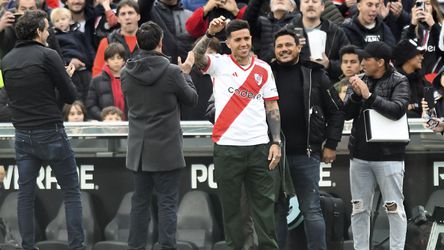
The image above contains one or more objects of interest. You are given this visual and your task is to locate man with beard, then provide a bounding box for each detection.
[271,27,344,250]
[193,17,281,250]
[1,10,85,250]
[294,0,350,82]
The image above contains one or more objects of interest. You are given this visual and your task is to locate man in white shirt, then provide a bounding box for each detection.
[193,17,281,250]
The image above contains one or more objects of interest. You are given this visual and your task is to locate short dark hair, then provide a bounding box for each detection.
[274,27,300,45]
[339,45,363,62]
[137,21,163,51]
[101,106,124,121]
[225,19,250,38]
[116,0,139,16]
[15,10,47,41]
[104,42,127,61]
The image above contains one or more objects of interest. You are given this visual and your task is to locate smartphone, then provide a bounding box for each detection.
[427,118,440,129]
[292,27,306,45]
[416,0,425,10]
[424,87,435,109]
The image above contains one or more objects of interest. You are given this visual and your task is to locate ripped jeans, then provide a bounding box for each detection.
[349,158,407,250]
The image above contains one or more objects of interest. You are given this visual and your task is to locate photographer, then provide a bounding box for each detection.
[401,0,444,80]
[0,0,61,59]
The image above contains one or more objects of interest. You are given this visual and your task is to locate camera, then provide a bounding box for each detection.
[415,0,425,10]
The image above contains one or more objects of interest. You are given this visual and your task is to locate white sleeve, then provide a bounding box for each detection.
[439,24,444,52]
[262,67,279,100]
[201,54,224,76]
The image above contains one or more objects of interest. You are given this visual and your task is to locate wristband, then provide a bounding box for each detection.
[271,141,282,147]
[205,31,215,38]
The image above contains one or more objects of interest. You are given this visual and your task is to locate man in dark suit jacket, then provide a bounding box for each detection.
[121,21,198,250]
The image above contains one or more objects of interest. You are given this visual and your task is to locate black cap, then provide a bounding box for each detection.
[360,41,392,63]
[392,39,425,66]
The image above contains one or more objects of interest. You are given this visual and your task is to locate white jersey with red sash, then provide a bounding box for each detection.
[203,54,279,146]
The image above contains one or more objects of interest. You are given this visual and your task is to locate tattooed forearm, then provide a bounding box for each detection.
[192,35,212,69]
[266,108,281,143]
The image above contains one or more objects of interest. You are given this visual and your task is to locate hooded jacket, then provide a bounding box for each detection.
[121,50,198,172]
[341,15,396,48]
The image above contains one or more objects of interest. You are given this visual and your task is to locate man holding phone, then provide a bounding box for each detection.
[0,0,61,58]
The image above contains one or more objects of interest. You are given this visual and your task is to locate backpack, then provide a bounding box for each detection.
[320,191,347,250]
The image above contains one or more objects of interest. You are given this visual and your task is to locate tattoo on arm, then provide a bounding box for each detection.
[266,108,281,142]
[193,35,212,69]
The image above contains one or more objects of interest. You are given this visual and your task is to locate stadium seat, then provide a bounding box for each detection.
[36,191,100,250]
[425,189,444,216]
[93,192,157,250]
[0,191,41,249]
[176,191,220,250]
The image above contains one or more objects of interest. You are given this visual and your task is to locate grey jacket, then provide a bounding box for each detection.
[121,50,198,172]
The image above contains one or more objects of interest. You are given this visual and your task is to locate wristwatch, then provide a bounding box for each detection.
[271,140,282,147]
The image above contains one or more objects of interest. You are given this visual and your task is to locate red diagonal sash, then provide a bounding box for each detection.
[212,64,268,142]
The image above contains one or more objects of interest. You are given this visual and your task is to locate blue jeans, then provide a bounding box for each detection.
[128,169,182,250]
[350,158,407,250]
[287,154,326,250]
[15,126,84,250]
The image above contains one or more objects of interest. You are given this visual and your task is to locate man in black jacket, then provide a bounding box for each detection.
[343,41,409,249]
[295,0,350,82]
[1,10,85,250]
[138,0,194,64]
[271,27,344,250]
[0,0,62,58]
[121,21,198,250]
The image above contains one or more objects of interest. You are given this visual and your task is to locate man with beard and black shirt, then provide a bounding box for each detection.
[341,0,396,48]
[1,10,85,250]
[393,39,427,118]
[294,0,350,82]
[271,27,344,250]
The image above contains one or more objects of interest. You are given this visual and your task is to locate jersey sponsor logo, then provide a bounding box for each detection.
[212,64,269,142]
[364,35,381,43]
[228,87,262,100]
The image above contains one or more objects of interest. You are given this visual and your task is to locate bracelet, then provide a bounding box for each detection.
[271,141,281,147]
[205,31,215,38]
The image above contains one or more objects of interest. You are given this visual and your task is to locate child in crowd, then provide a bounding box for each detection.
[63,100,87,122]
[50,7,95,103]
[86,43,127,121]
[101,106,123,121]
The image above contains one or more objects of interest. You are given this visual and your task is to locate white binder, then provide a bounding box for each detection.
[364,109,410,143]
